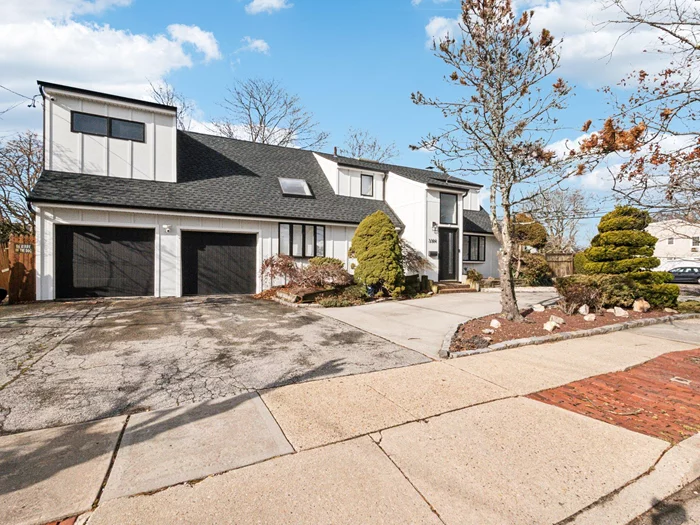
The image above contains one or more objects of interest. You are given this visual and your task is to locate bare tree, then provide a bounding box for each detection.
[212,78,329,150]
[338,128,399,162]
[149,80,194,131]
[412,0,595,320]
[525,189,594,252]
[0,131,41,237]
[597,0,700,221]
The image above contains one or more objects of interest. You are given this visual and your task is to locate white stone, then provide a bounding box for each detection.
[578,305,590,316]
[482,328,495,335]
[614,307,629,318]
[606,309,616,314]
[543,321,560,332]
[664,307,679,314]
[490,319,502,329]
[584,314,596,322]
[549,315,566,325]
[533,304,546,312]
[633,299,651,313]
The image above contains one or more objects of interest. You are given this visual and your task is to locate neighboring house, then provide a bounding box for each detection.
[647,219,700,271]
[29,81,494,300]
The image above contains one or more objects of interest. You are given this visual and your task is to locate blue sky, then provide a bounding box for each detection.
[0,0,666,243]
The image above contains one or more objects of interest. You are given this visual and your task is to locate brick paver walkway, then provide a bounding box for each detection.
[529,348,700,443]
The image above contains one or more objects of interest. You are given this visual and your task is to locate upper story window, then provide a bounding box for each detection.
[71,111,145,142]
[693,237,700,247]
[279,178,312,197]
[440,193,458,225]
[361,174,374,197]
[668,238,675,245]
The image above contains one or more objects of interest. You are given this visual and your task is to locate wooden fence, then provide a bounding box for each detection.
[0,234,36,303]
[545,252,575,278]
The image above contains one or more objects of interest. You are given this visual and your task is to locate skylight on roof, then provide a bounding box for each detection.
[279,178,312,196]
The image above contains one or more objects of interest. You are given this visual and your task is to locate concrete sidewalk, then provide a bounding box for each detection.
[316,290,557,358]
[1,323,699,525]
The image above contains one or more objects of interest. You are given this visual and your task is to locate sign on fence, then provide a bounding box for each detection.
[0,234,36,303]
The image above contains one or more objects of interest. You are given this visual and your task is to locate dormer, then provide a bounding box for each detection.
[38,81,178,183]
[313,153,385,200]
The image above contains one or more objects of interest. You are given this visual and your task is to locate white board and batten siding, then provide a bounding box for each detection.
[35,205,357,301]
[42,87,177,182]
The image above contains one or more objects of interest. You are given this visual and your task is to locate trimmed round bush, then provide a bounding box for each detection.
[585,245,654,262]
[349,211,405,297]
[597,206,651,233]
[520,253,554,286]
[573,252,591,274]
[584,256,661,274]
[590,230,659,248]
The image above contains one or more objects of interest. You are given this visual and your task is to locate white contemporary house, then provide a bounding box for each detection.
[647,219,700,270]
[30,81,497,300]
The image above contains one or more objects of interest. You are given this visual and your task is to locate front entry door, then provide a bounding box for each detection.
[438,228,457,281]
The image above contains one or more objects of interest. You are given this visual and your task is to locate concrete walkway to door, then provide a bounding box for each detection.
[316,289,558,358]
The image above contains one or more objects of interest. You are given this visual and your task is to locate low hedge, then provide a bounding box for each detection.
[678,301,700,313]
[555,273,679,310]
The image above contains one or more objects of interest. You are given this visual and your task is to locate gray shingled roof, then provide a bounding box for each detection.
[463,208,494,234]
[29,131,403,226]
[315,152,481,190]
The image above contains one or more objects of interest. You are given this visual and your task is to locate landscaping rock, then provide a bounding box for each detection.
[482,328,495,335]
[489,319,502,329]
[606,308,616,314]
[578,304,590,316]
[532,304,546,312]
[664,307,679,314]
[633,298,651,313]
[549,315,565,325]
[464,335,491,349]
[543,321,560,332]
[584,313,596,322]
[613,307,629,318]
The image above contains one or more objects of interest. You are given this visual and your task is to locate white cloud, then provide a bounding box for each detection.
[167,24,221,62]
[424,16,460,48]
[238,36,270,54]
[0,0,220,134]
[244,0,293,15]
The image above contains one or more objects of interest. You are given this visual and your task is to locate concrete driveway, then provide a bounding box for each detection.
[317,289,558,358]
[0,297,427,434]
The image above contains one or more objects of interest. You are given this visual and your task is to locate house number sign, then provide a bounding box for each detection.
[15,244,33,254]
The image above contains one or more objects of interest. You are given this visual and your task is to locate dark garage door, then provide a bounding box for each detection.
[181,232,257,295]
[55,225,155,299]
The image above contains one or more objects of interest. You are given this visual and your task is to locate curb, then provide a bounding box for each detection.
[443,313,700,359]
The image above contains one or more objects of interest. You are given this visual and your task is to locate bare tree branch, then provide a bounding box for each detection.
[0,131,41,238]
[149,80,194,131]
[338,128,400,162]
[211,78,329,150]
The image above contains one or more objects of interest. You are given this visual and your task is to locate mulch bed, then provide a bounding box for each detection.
[451,306,670,353]
[528,348,700,444]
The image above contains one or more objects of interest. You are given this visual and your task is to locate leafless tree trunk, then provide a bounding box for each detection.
[0,131,42,238]
[338,128,399,162]
[149,80,194,131]
[412,0,596,321]
[212,78,328,150]
[597,0,699,221]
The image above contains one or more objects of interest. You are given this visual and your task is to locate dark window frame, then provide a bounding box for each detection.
[463,234,486,262]
[439,192,458,225]
[71,110,146,143]
[278,223,326,258]
[361,174,374,197]
[693,237,700,247]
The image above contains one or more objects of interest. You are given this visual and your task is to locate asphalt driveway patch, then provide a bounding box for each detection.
[0,297,427,434]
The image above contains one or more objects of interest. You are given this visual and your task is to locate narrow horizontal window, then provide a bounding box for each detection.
[71,111,145,142]
[279,178,312,197]
[72,112,109,137]
[111,118,145,142]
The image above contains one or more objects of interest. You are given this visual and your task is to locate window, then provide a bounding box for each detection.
[668,238,675,245]
[440,193,458,225]
[464,234,486,262]
[693,237,700,247]
[279,223,325,258]
[279,178,312,197]
[361,174,374,197]
[71,111,145,142]
[72,112,109,136]
[111,118,145,141]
